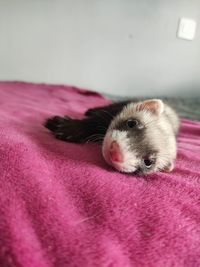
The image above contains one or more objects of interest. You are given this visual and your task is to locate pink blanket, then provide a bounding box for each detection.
[0,82,200,267]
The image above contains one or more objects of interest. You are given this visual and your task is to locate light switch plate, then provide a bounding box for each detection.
[177,18,196,41]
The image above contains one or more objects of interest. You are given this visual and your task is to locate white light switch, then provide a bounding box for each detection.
[177,18,196,40]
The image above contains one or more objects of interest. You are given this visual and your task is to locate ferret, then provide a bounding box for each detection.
[44,99,180,175]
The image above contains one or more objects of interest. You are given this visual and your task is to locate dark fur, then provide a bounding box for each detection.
[44,101,130,143]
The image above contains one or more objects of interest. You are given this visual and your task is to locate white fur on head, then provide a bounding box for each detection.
[102,130,139,173]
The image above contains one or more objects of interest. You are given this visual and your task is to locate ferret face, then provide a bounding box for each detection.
[102,99,176,175]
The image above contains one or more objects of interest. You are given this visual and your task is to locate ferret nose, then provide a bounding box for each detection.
[109,141,123,163]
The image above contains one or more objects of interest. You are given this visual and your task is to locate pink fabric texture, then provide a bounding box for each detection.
[0,81,200,267]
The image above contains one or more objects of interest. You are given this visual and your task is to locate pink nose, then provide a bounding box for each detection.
[109,141,123,163]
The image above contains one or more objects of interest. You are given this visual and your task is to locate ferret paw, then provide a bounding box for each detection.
[44,116,81,142]
[44,116,70,132]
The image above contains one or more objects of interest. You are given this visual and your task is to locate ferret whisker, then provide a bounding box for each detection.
[84,133,105,143]
[85,136,102,142]
[86,137,101,143]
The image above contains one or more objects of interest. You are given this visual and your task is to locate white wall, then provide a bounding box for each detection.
[0,0,199,97]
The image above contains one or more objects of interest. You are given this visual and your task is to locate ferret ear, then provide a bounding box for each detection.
[136,99,164,115]
[163,162,174,172]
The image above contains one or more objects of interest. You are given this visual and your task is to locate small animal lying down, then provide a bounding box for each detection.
[45,99,180,175]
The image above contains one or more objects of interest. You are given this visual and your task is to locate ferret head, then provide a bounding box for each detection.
[102,99,177,175]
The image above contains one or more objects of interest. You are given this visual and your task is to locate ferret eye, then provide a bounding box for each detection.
[144,158,153,168]
[126,119,138,128]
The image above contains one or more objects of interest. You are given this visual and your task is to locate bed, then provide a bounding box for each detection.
[0,81,200,267]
